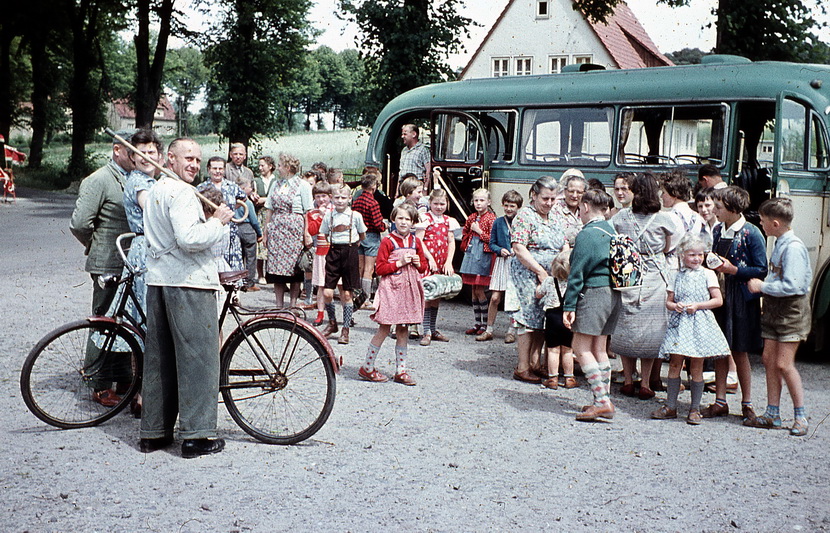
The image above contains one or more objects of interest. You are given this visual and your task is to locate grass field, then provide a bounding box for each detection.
[13,130,371,191]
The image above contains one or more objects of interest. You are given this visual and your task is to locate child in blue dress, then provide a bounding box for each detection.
[653,234,731,424]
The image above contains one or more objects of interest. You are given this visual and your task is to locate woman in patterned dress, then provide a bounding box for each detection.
[253,156,278,282]
[197,156,247,271]
[510,176,566,383]
[261,153,313,308]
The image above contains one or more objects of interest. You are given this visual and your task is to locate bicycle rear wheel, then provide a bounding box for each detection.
[220,318,335,444]
[20,320,143,429]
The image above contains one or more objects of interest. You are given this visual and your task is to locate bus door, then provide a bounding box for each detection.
[774,93,830,330]
[431,111,489,219]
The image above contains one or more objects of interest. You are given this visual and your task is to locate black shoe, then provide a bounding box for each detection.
[181,438,225,459]
[139,436,174,453]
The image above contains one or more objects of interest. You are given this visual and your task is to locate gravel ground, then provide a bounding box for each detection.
[1,188,829,532]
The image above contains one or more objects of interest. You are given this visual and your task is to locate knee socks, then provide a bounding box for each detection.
[666,377,682,410]
[598,361,612,391]
[362,343,380,372]
[422,307,434,335]
[342,304,354,330]
[325,302,337,322]
[583,362,610,406]
[472,299,487,326]
[361,278,372,298]
[396,346,407,375]
[430,307,439,333]
[690,380,704,412]
[303,279,313,304]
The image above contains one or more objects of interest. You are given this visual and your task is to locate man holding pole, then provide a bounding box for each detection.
[139,137,234,458]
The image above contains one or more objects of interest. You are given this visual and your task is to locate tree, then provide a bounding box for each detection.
[164,46,208,136]
[339,0,477,124]
[203,0,316,147]
[64,0,125,177]
[133,0,176,129]
[577,0,829,63]
[666,47,708,65]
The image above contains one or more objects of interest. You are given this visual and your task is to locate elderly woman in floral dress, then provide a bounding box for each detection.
[510,176,566,383]
[261,153,313,308]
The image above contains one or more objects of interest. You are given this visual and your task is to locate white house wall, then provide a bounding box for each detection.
[462,0,617,80]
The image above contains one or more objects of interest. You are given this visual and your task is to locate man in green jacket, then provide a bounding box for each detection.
[69,131,133,406]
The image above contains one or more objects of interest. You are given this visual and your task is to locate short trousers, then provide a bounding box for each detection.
[572,286,621,337]
[761,294,811,342]
[325,243,360,291]
[359,232,381,257]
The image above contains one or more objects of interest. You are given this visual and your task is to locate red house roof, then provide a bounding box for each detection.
[112,95,176,121]
[459,0,672,79]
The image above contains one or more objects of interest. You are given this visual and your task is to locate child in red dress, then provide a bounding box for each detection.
[459,188,496,335]
[359,203,428,386]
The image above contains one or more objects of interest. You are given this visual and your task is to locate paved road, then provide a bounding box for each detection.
[1,188,828,532]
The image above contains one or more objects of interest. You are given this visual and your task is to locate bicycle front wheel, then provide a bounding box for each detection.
[20,320,143,429]
[220,318,335,444]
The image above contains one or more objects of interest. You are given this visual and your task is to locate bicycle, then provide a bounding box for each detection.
[21,233,338,445]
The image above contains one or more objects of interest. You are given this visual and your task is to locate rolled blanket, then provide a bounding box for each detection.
[422,273,463,302]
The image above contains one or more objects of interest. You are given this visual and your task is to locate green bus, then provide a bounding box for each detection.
[364,55,830,349]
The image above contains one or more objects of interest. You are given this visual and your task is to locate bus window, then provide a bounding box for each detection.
[520,107,613,166]
[780,99,807,170]
[618,104,727,166]
[434,114,482,164]
[472,110,516,164]
[810,112,830,169]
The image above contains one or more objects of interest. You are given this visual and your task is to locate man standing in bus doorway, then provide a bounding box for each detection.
[140,138,234,458]
[698,164,726,189]
[400,124,431,189]
[225,142,254,185]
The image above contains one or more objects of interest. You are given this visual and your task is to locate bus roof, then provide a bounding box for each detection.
[370,58,830,155]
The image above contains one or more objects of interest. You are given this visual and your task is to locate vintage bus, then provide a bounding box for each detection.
[364,55,830,350]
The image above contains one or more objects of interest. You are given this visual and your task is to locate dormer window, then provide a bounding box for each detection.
[537,1,550,19]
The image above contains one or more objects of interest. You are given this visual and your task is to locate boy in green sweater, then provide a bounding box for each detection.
[563,189,621,422]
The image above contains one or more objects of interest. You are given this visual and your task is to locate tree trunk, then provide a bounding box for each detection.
[0,27,13,144]
[67,0,101,177]
[28,34,49,168]
[134,0,174,129]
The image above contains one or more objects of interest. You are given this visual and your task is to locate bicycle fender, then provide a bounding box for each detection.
[233,314,341,373]
[87,315,145,340]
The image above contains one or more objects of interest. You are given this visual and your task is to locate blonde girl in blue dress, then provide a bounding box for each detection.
[652,234,731,424]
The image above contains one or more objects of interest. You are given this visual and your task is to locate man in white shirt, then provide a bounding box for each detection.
[139,138,233,458]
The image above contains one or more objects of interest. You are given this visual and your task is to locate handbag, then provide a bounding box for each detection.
[545,279,572,347]
[296,247,313,273]
[351,287,368,310]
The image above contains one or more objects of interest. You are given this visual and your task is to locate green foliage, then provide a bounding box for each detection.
[666,48,709,65]
[164,46,208,135]
[339,0,477,125]
[101,35,136,101]
[202,0,316,146]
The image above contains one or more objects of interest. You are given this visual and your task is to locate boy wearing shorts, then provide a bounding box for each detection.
[319,185,367,345]
[352,173,386,309]
[746,197,813,436]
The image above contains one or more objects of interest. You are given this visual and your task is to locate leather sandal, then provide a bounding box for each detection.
[393,372,416,386]
[92,389,121,407]
[541,377,558,389]
[358,367,388,383]
[576,403,615,421]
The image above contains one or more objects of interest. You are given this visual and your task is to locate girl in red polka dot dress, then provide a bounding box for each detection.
[416,189,461,346]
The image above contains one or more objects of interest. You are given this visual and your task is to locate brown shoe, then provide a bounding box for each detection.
[431,331,449,342]
[741,404,757,422]
[419,334,431,347]
[337,328,349,345]
[563,377,578,389]
[651,405,677,419]
[320,320,338,338]
[92,389,122,407]
[687,410,703,425]
[513,369,542,384]
[246,285,261,292]
[576,403,615,421]
[475,330,493,342]
[700,402,729,418]
[542,377,558,389]
[638,386,655,400]
[504,332,516,344]
[358,367,388,383]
